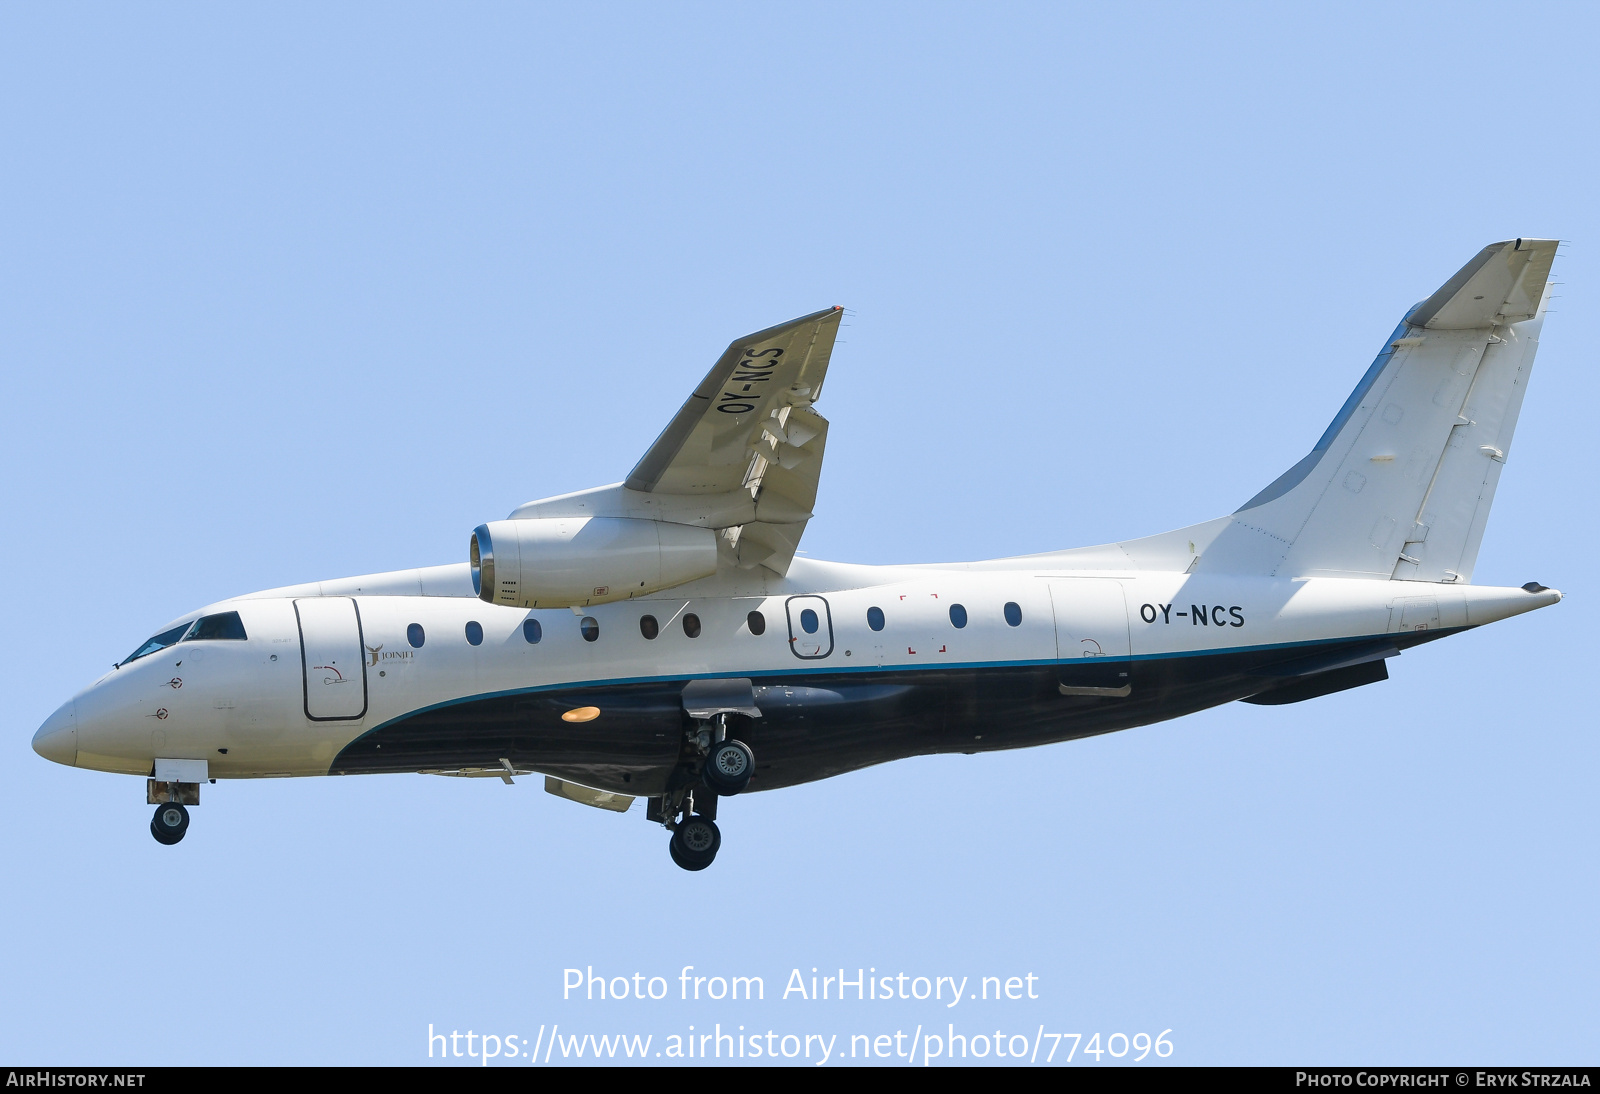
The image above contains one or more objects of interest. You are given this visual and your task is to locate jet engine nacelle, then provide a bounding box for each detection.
[470,517,718,608]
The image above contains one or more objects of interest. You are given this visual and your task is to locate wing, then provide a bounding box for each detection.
[625,306,843,574]
[626,307,842,493]
[511,307,844,577]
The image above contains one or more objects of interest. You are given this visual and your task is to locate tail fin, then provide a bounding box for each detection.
[1195,238,1557,581]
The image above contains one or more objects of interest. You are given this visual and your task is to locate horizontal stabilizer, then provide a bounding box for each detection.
[1406,239,1557,330]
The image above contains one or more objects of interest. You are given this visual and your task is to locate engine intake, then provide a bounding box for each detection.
[470,517,718,608]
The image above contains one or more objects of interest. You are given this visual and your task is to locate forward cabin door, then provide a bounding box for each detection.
[295,597,369,720]
[1048,580,1133,696]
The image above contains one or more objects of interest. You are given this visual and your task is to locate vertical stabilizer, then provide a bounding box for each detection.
[1191,239,1556,582]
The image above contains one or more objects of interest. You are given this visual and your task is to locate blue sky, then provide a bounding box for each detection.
[2,2,1596,1065]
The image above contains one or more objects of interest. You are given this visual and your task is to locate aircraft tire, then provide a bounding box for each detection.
[668,838,704,871]
[703,739,754,796]
[151,802,189,844]
[670,816,720,871]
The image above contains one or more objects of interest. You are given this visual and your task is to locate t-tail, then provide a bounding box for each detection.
[1091,239,1558,583]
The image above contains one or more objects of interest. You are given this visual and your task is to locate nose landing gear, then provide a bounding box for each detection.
[146,772,200,846]
[150,802,190,845]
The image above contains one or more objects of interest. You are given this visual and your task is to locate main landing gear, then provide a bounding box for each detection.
[669,815,722,872]
[657,708,756,872]
[703,738,754,796]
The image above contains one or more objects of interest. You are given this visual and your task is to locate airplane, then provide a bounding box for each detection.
[33,239,1564,870]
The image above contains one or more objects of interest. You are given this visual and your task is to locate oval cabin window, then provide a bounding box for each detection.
[867,606,885,632]
[465,621,484,646]
[949,603,968,628]
[522,619,541,644]
[640,615,659,640]
[407,623,426,649]
[1004,602,1023,627]
[580,617,599,643]
[747,610,766,635]
[683,613,702,639]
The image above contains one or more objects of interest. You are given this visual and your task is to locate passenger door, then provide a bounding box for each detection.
[1048,580,1133,696]
[784,595,834,659]
[295,598,369,720]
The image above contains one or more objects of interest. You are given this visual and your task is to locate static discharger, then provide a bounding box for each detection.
[561,706,601,723]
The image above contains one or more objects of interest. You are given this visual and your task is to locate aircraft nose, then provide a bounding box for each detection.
[33,701,78,767]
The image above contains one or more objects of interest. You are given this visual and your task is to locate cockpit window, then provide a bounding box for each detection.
[183,611,247,642]
[122,623,195,665]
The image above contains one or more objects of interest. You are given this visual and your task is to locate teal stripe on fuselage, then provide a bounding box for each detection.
[351,628,1429,742]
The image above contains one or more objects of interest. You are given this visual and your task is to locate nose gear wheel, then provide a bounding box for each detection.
[150,801,189,845]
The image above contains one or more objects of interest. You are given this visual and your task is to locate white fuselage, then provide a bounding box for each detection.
[39,556,1557,784]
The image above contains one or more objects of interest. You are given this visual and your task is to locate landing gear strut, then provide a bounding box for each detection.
[151,802,190,845]
[656,717,754,872]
